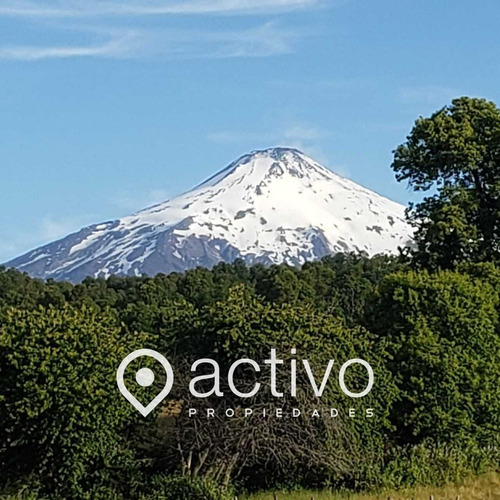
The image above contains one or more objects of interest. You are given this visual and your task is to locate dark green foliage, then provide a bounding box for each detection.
[0,305,146,498]
[160,285,397,489]
[376,442,500,489]
[0,267,46,309]
[0,251,498,497]
[392,97,500,268]
[0,253,405,330]
[142,474,233,500]
[372,269,500,445]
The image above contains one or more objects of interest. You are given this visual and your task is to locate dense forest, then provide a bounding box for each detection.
[1,97,499,500]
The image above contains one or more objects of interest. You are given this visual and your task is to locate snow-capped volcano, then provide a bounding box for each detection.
[5,148,412,282]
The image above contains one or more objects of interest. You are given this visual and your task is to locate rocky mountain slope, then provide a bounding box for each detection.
[5,148,413,282]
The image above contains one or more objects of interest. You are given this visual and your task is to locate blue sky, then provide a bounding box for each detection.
[1,0,499,262]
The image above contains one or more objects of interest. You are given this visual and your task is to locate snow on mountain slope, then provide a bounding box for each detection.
[5,148,413,282]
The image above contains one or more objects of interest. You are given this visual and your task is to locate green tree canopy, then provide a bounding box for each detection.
[392,96,500,268]
[0,305,146,498]
[373,269,500,445]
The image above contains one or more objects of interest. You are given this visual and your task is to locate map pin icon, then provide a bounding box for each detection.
[116,349,174,417]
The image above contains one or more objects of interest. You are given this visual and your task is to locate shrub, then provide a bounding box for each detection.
[379,442,500,489]
[374,269,500,445]
[0,305,145,498]
[142,474,233,500]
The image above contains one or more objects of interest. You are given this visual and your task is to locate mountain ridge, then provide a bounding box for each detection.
[5,148,413,282]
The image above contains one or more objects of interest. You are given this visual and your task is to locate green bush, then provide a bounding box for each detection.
[379,442,500,489]
[0,305,144,498]
[142,474,233,500]
[374,269,500,445]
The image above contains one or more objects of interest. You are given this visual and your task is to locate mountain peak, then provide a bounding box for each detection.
[5,148,413,282]
[246,146,304,159]
[198,146,332,190]
[233,146,315,169]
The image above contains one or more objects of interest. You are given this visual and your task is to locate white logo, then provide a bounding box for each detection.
[117,348,374,417]
[116,349,174,417]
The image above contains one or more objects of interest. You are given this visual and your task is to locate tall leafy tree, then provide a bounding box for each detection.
[392,97,500,268]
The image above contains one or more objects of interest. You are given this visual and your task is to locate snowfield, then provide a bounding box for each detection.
[5,148,413,282]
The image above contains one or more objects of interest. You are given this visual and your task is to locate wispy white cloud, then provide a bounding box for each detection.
[154,22,296,59]
[208,122,342,172]
[112,188,171,212]
[0,0,322,61]
[281,126,332,166]
[0,22,297,60]
[0,30,136,60]
[207,130,270,143]
[0,0,321,18]
[399,85,460,108]
[0,45,110,60]
[208,123,330,145]
[282,124,326,142]
[40,216,87,240]
[0,214,96,263]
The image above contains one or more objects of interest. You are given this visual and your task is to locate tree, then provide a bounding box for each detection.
[373,269,500,445]
[0,306,146,498]
[392,97,500,268]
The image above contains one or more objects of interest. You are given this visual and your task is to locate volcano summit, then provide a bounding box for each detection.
[5,148,412,282]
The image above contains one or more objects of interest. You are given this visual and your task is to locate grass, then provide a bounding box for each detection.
[243,472,500,500]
